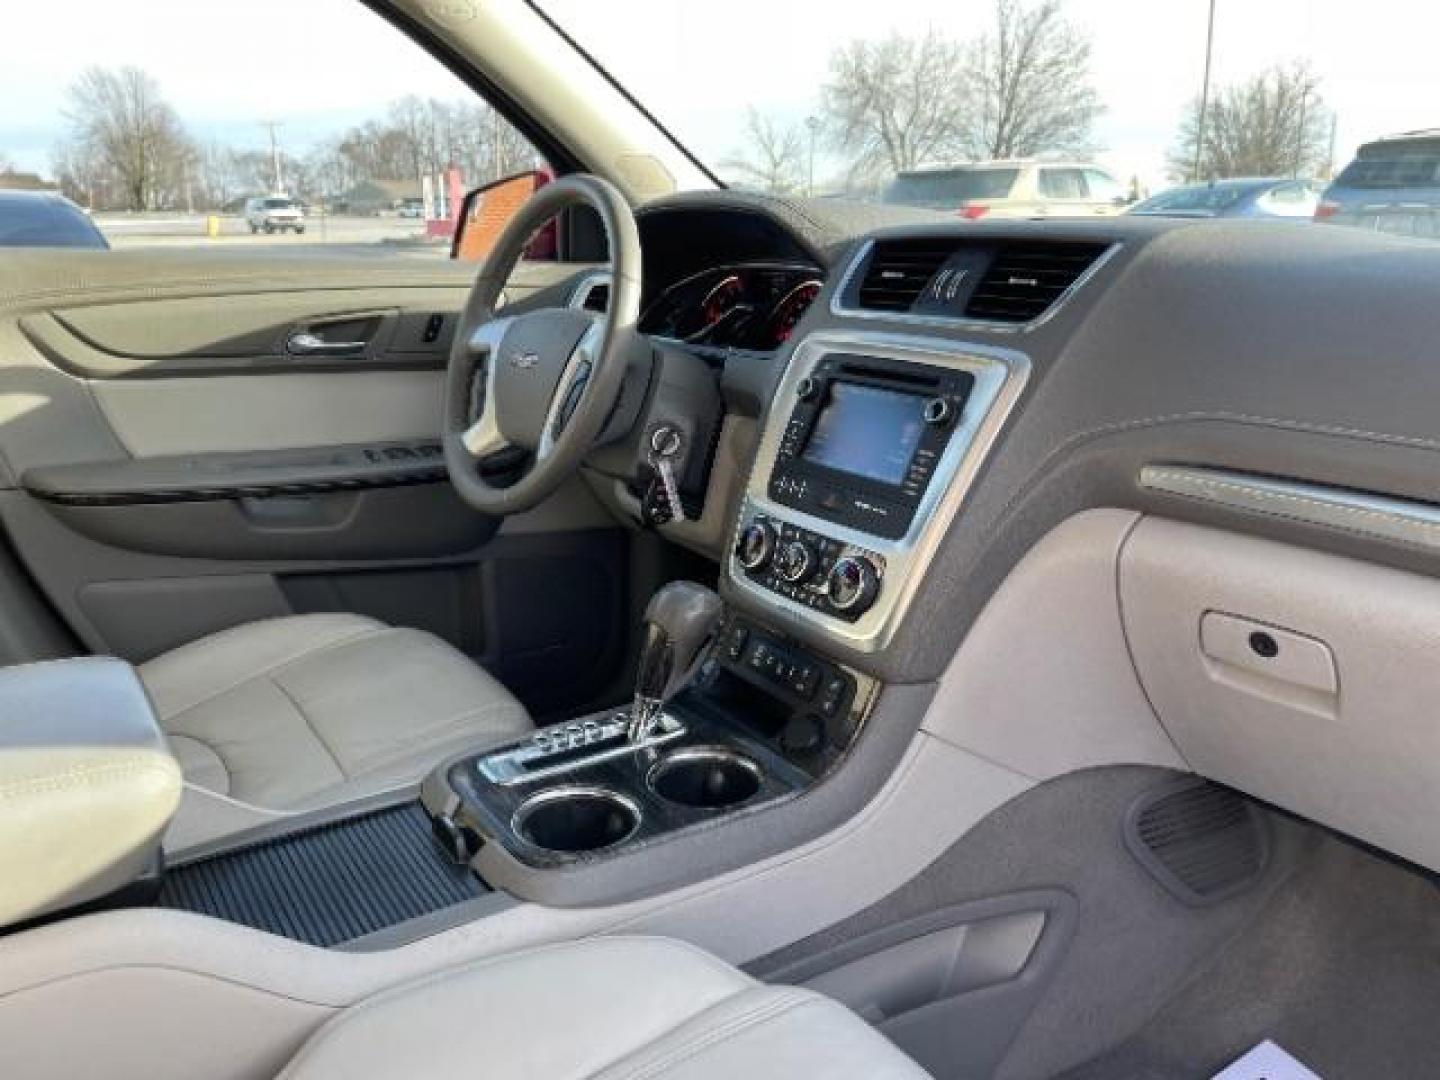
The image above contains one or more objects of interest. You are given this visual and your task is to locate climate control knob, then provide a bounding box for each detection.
[736,521,778,571]
[776,540,817,584]
[827,555,880,615]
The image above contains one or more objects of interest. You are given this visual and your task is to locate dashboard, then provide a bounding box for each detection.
[639,263,823,352]
[609,190,1440,887]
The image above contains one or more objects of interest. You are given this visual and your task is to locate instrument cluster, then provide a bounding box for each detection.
[640,263,824,352]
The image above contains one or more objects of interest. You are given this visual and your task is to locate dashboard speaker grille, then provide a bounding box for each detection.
[1124,778,1269,906]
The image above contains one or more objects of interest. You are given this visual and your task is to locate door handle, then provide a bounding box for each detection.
[286,330,367,357]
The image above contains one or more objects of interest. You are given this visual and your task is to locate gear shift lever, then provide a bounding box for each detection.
[628,581,723,742]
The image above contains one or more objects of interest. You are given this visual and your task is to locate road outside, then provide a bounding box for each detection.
[94,212,451,259]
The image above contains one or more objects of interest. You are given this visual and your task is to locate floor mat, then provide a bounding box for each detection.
[1056,833,1440,1080]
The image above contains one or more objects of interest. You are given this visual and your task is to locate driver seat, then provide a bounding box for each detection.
[139,613,531,850]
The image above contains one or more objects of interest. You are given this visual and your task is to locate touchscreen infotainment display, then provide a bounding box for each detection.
[801,382,928,486]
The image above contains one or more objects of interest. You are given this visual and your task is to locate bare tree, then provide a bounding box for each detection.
[1168,63,1330,182]
[61,66,193,210]
[822,6,1100,185]
[965,0,1102,159]
[722,108,806,194]
[314,98,536,193]
[823,30,973,182]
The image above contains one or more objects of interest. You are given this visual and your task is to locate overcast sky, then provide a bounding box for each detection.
[2,0,1436,191]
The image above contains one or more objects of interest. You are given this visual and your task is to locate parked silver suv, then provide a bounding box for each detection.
[244,195,306,234]
[882,160,1130,219]
[1317,130,1440,238]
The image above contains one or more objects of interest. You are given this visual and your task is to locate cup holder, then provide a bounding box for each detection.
[648,747,763,809]
[513,787,641,853]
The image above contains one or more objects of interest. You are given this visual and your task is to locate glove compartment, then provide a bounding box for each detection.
[1120,516,1440,873]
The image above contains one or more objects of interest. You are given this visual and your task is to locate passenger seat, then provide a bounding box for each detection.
[139,613,532,850]
[277,936,931,1079]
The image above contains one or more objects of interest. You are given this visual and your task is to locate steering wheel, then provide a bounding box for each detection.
[443,174,642,515]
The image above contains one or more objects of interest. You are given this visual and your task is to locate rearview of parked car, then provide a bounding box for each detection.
[1317,130,1440,237]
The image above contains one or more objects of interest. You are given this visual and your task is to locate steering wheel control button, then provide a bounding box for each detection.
[828,556,881,616]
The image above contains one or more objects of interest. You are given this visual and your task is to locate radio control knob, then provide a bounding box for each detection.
[776,540,817,584]
[923,396,953,425]
[827,555,880,615]
[736,521,778,571]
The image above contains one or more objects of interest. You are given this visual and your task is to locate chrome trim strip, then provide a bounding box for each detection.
[725,329,1031,654]
[477,712,684,786]
[828,237,1122,334]
[1140,465,1440,550]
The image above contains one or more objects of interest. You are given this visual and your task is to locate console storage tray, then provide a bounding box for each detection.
[157,802,488,947]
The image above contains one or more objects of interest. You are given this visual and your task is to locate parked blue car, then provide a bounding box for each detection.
[1128,177,1321,219]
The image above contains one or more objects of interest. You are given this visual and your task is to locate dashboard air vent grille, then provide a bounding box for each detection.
[856,240,956,312]
[964,241,1110,323]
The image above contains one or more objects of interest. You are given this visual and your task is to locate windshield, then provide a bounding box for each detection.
[537,0,1440,236]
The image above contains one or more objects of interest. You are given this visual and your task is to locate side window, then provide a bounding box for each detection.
[3,0,548,258]
[1038,168,1087,200]
[1082,169,1125,203]
[1266,182,1309,205]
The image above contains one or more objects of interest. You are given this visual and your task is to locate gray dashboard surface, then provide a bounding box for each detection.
[700,203,1440,683]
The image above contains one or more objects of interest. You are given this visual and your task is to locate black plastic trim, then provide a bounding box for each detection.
[28,468,449,507]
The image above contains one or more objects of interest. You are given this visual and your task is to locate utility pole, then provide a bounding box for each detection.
[805,116,821,196]
[1191,0,1217,182]
[1294,86,1309,178]
[260,120,284,194]
[1325,112,1339,179]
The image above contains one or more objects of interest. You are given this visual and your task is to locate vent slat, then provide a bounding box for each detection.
[964,241,1109,323]
[856,239,954,311]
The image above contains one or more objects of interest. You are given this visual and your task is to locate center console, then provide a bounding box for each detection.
[728,330,1030,653]
[423,600,875,875]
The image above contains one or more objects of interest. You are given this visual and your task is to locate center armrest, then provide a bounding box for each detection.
[0,657,182,928]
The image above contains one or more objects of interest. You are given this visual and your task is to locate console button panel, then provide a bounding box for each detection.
[689,613,860,771]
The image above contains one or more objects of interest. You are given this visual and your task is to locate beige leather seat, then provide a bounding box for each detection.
[140,613,530,845]
[279,937,931,1080]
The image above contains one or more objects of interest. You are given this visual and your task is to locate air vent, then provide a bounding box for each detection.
[856,239,956,311]
[964,241,1109,323]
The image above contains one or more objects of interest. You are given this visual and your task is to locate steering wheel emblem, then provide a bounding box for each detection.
[508,350,540,371]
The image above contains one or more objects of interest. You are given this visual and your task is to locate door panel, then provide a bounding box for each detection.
[0,250,630,719]
[91,371,443,455]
